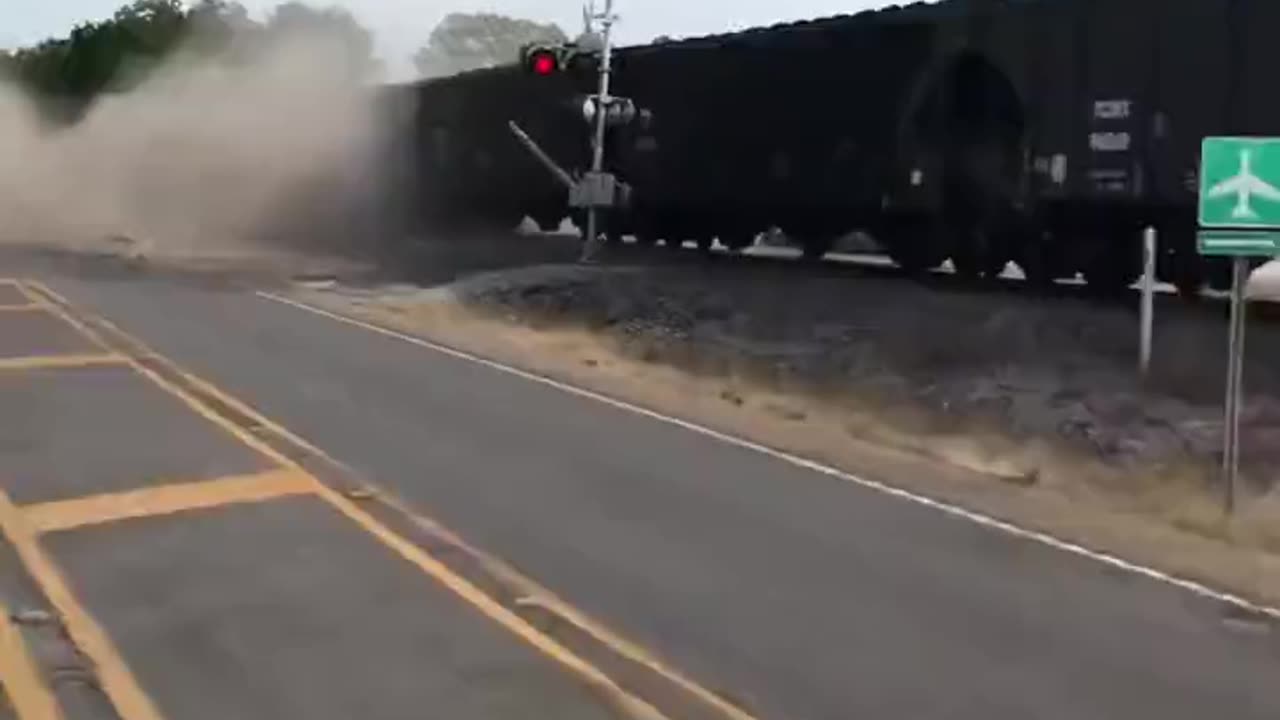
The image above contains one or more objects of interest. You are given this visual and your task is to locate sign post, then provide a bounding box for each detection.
[1139,226,1156,377]
[1197,136,1280,512]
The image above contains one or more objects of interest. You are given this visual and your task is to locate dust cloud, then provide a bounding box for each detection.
[0,28,405,265]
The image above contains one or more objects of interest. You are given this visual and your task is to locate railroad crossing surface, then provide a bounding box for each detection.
[0,257,1278,720]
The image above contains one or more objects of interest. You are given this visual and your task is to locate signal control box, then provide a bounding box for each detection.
[569,171,622,209]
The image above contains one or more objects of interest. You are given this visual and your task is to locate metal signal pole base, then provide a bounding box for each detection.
[1222,256,1248,515]
[580,210,605,263]
[569,171,619,263]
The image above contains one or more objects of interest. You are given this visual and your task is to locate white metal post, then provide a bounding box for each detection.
[1139,226,1156,376]
[581,0,616,262]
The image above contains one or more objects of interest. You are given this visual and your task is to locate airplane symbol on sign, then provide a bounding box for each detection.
[1207,148,1280,219]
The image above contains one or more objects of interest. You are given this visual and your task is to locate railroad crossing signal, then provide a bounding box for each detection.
[521,43,577,76]
[527,47,559,75]
[520,39,604,79]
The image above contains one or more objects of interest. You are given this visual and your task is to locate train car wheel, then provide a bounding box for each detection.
[533,213,565,233]
[886,234,944,274]
[799,234,835,262]
[1017,231,1061,287]
[946,226,988,280]
[719,231,755,253]
[1173,268,1204,300]
[1206,258,1233,292]
[1084,250,1138,296]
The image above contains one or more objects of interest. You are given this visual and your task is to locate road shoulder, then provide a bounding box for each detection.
[279,283,1280,616]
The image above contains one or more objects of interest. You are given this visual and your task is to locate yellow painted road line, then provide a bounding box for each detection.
[312,481,668,720]
[82,309,754,716]
[24,469,316,534]
[58,286,761,720]
[24,279,677,720]
[11,283,62,312]
[0,490,164,720]
[158,367,760,720]
[20,284,294,470]
[18,280,64,300]
[373,489,763,720]
[71,320,763,719]
[0,304,43,312]
[0,354,127,371]
[0,600,64,720]
[15,286,115,355]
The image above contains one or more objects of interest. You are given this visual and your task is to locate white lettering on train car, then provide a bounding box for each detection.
[1090,131,1131,153]
[1050,154,1068,184]
[1093,99,1132,120]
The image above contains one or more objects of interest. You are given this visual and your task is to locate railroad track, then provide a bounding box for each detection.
[465,228,1280,327]
[18,227,1274,327]
[571,229,1249,285]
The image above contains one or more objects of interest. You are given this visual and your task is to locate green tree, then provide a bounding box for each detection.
[5,0,381,123]
[8,0,190,100]
[11,38,74,95]
[413,13,567,78]
[112,0,187,54]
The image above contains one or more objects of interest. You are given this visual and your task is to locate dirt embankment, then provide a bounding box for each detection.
[283,236,1280,606]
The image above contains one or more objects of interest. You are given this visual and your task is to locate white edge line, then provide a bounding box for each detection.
[257,289,1280,622]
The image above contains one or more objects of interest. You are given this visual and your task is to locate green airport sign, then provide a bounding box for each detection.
[1199,137,1280,230]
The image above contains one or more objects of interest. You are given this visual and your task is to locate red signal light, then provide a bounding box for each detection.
[530,51,558,76]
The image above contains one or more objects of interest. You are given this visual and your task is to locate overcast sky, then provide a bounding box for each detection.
[2,0,890,79]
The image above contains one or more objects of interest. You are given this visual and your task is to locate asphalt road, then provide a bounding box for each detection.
[3,258,1280,719]
[0,273,636,720]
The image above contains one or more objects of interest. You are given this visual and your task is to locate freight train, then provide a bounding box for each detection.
[379,0,1280,296]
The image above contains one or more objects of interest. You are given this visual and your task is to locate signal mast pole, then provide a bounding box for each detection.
[581,0,616,261]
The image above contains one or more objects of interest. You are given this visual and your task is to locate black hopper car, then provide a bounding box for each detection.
[380,0,1280,296]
